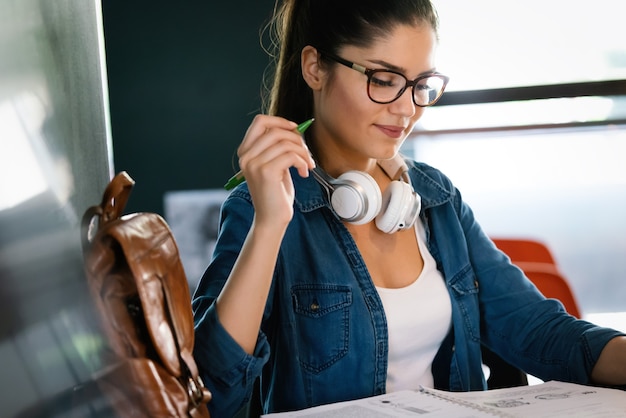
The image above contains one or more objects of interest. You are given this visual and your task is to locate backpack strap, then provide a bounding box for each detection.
[81,171,135,251]
[100,171,135,224]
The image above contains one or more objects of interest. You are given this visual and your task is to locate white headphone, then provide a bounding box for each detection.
[311,156,421,234]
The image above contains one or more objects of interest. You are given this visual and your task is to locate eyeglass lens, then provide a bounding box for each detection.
[368,71,446,106]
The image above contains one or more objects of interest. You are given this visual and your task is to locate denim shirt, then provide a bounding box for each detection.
[192,159,623,416]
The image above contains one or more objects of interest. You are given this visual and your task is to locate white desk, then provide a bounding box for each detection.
[585,311,626,333]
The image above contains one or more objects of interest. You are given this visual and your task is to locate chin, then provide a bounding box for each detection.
[376,146,402,161]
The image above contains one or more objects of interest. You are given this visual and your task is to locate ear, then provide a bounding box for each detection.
[301,45,324,90]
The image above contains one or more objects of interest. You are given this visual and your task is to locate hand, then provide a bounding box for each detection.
[237,114,315,228]
[591,336,626,386]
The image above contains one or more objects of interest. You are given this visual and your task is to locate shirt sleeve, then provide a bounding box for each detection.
[192,188,271,416]
[193,302,270,416]
[456,190,626,384]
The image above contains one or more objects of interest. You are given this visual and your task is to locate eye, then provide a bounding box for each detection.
[415,78,434,91]
[417,75,446,91]
[370,71,402,88]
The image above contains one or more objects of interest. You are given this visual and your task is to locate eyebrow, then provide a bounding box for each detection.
[368,59,437,77]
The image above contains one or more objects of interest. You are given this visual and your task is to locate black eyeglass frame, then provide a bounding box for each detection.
[320,51,450,107]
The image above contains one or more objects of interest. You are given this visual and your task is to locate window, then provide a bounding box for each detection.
[406,1,626,323]
[434,0,626,91]
[421,0,626,131]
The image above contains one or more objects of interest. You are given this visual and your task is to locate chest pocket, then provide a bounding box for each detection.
[291,285,352,374]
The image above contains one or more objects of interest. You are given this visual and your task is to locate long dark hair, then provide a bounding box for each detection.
[262,0,439,123]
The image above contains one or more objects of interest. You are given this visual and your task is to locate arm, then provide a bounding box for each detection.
[214,114,315,354]
[192,116,315,415]
[214,217,285,353]
[444,176,625,385]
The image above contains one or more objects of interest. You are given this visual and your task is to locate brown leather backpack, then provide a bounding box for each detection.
[81,172,211,417]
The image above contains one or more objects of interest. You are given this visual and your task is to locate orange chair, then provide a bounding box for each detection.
[491,238,556,265]
[491,238,582,318]
[515,263,582,318]
[483,238,582,389]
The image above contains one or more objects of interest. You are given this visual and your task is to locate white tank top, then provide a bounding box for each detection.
[375,220,452,391]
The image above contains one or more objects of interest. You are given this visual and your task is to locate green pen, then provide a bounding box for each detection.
[223,117,315,190]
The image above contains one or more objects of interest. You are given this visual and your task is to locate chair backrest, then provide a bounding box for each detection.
[482,237,582,390]
[491,238,582,318]
[516,263,582,318]
[491,238,556,265]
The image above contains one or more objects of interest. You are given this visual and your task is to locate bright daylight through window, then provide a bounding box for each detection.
[406,0,626,326]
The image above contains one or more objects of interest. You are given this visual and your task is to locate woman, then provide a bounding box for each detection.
[192,0,626,415]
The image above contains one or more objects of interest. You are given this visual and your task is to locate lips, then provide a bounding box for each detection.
[375,124,406,138]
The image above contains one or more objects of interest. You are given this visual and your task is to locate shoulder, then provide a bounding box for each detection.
[403,158,459,207]
[219,184,254,222]
[408,159,455,187]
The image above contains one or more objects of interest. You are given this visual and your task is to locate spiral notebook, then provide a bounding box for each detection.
[262,381,626,417]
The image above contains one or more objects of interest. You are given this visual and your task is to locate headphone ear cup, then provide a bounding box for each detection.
[375,181,421,233]
[331,171,382,224]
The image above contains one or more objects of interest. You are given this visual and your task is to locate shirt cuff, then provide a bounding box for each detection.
[194,301,270,388]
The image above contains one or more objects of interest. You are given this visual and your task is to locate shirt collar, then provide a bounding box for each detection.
[293,158,453,214]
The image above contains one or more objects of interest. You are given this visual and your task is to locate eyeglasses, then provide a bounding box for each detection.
[321,51,449,107]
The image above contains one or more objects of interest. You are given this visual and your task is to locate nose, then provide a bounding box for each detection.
[388,87,418,118]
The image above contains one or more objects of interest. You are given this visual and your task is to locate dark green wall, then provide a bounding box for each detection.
[103,1,275,215]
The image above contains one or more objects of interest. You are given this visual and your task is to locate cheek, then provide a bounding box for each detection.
[316,82,376,145]
[326,80,377,127]
[329,79,367,111]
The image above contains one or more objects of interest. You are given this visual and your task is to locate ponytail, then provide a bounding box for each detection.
[263,0,313,122]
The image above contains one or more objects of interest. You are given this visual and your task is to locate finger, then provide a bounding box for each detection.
[239,115,298,155]
[239,127,313,173]
[245,141,313,181]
